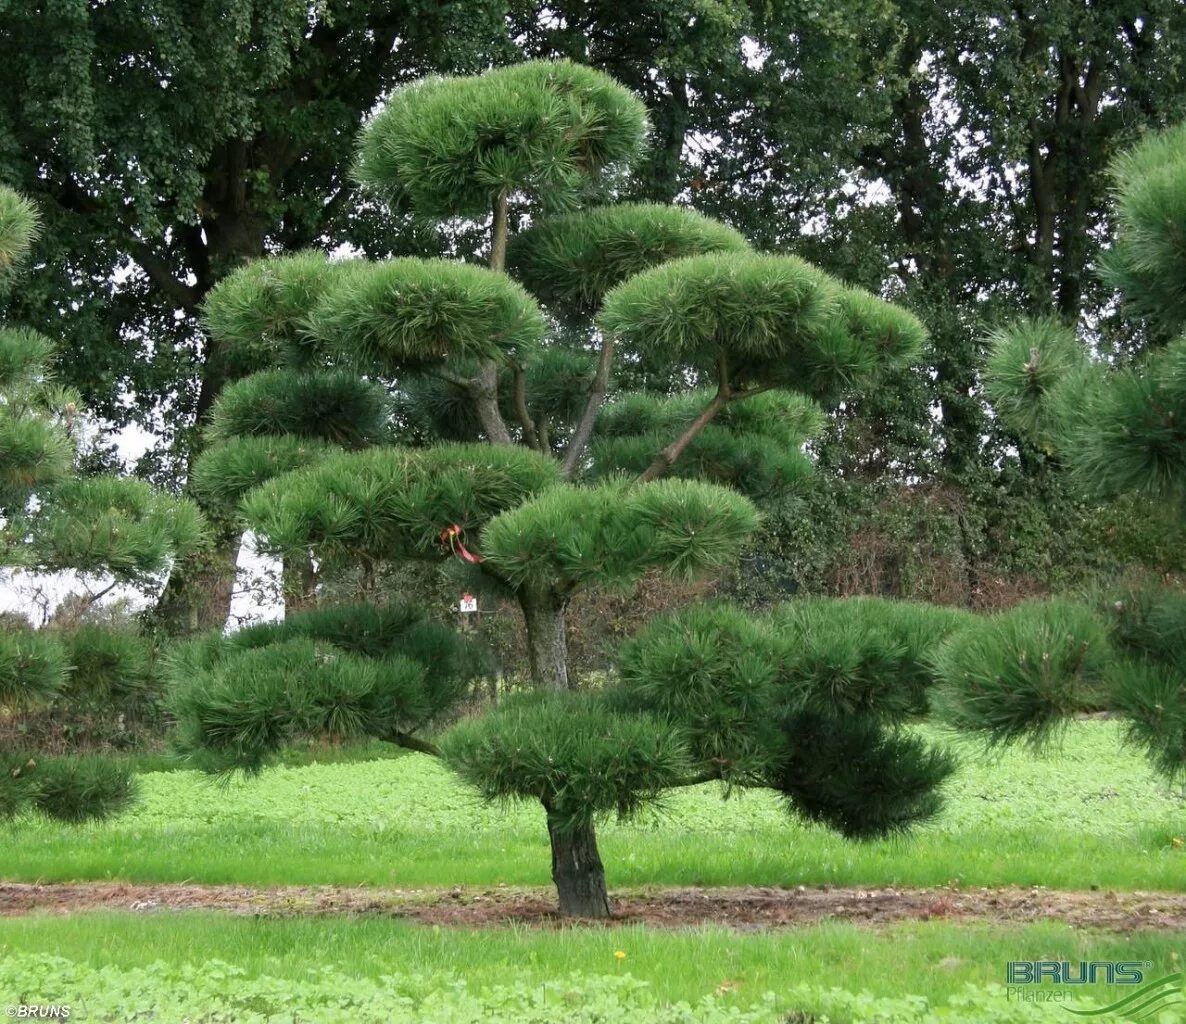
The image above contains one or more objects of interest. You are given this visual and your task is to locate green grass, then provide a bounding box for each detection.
[2,722,1182,891]
[3,912,1184,1020]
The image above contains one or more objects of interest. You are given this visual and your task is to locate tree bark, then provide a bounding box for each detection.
[282,550,318,613]
[153,534,240,634]
[518,587,570,690]
[545,808,611,919]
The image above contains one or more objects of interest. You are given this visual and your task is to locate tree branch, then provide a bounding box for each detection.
[637,355,734,484]
[511,362,540,450]
[561,333,615,478]
[385,730,441,758]
[128,241,201,311]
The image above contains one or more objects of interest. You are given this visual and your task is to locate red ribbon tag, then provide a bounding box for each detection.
[438,524,483,564]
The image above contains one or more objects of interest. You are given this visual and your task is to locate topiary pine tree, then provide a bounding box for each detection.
[944,123,1186,784]
[171,60,930,917]
[0,186,205,820]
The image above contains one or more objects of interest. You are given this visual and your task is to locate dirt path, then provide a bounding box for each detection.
[4,881,1186,930]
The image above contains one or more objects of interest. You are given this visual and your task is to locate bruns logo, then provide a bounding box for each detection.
[1006,961,1149,985]
[1005,962,1184,1021]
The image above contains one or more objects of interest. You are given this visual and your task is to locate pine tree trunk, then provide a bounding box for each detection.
[282,550,318,613]
[518,587,570,690]
[545,807,611,918]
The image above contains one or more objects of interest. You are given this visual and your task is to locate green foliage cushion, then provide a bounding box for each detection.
[599,253,922,401]
[190,435,339,511]
[0,326,55,390]
[1069,337,1186,503]
[34,477,206,584]
[508,204,749,313]
[440,690,691,830]
[480,478,760,590]
[201,250,345,373]
[0,627,67,705]
[355,60,649,217]
[0,752,135,822]
[983,317,1090,448]
[59,624,157,705]
[206,369,391,447]
[1099,121,1186,334]
[772,713,955,839]
[243,443,561,564]
[306,259,546,373]
[170,637,440,775]
[0,410,73,512]
[0,185,38,273]
[932,599,1112,746]
[614,603,784,785]
[770,597,974,717]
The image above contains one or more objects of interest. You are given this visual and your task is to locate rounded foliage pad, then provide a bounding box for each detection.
[480,477,760,590]
[206,369,391,447]
[356,60,649,218]
[306,259,546,373]
[201,251,346,372]
[441,690,691,831]
[932,599,1112,747]
[599,253,923,400]
[243,443,562,564]
[508,204,749,312]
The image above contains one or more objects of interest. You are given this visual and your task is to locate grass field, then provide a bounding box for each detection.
[4,721,1186,1022]
[1,722,1183,891]
[4,914,1184,1022]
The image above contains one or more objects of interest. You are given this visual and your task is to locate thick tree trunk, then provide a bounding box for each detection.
[153,534,240,634]
[545,808,611,919]
[518,587,570,690]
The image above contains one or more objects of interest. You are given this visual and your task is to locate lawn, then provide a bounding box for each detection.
[1,722,1183,891]
[4,914,1184,1022]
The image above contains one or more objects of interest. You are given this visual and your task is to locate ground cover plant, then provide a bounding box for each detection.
[4,915,1185,1023]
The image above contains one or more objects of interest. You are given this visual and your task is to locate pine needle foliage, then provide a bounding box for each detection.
[0,185,38,272]
[305,259,546,373]
[243,443,561,563]
[480,478,759,590]
[205,369,392,447]
[592,389,824,496]
[34,477,205,585]
[613,603,784,786]
[0,754,135,823]
[440,691,692,832]
[201,250,346,373]
[599,253,924,400]
[771,714,955,839]
[355,60,649,217]
[169,602,481,775]
[614,598,959,836]
[932,599,1112,748]
[58,626,158,706]
[507,204,750,314]
[1069,338,1186,503]
[1099,122,1186,334]
[189,435,338,511]
[983,317,1090,447]
[0,627,67,706]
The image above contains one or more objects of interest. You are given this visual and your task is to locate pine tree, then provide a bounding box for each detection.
[946,124,1186,782]
[170,61,941,917]
[0,186,205,819]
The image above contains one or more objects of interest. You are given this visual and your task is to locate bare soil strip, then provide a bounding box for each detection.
[4,882,1186,930]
